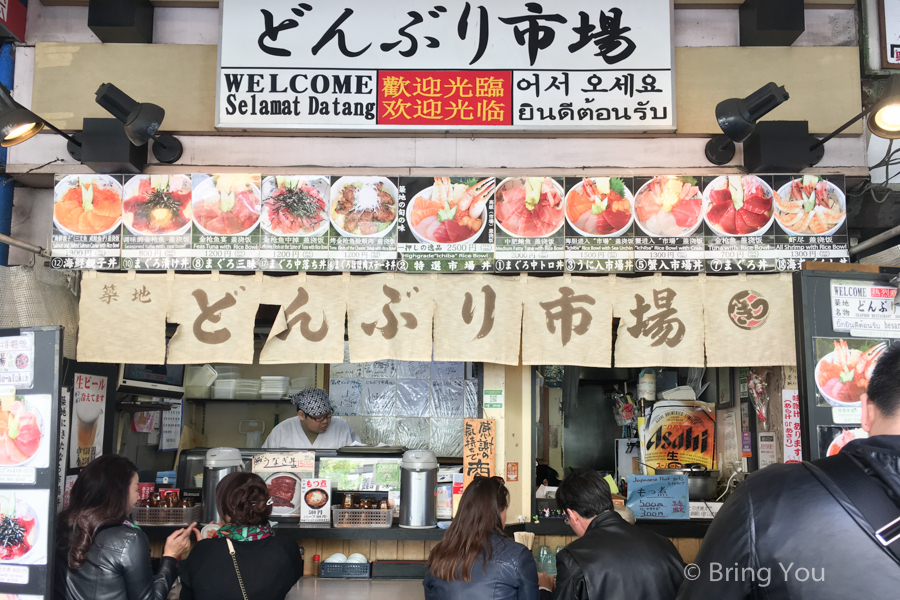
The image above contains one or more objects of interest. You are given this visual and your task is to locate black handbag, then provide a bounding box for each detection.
[804,452,900,565]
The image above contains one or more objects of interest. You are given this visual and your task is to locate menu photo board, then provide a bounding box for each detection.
[398,176,495,273]
[190,174,262,271]
[327,176,400,272]
[702,174,780,273]
[258,175,332,272]
[632,176,705,273]
[770,175,850,271]
[120,175,193,270]
[50,174,123,270]
[564,176,635,274]
[0,333,34,389]
[493,176,566,273]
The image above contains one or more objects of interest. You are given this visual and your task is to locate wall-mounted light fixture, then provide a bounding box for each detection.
[95,83,183,164]
[0,83,84,161]
[705,82,790,166]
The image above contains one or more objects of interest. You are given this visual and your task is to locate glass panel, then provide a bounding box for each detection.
[431,379,464,418]
[364,380,396,416]
[360,417,395,445]
[431,418,464,457]
[397,379,430,417]
[465,380,480,418]
[364,360,397,379]
[432,362,465,379]
[329,378,362,416]
[397,417,430,449]
[398,361,431,379]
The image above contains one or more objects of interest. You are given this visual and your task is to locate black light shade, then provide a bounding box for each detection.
[95,82,165,145]
[868,77,900,140]
[716,82,790,143]
[0,83,44,147]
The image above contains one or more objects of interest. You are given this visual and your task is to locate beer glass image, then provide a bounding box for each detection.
[75,398,103,466]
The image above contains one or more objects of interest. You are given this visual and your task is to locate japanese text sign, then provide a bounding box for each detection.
[217,0,675,131]
[252,451,315,477]
[626,474,689,520]
[71,374,106,468]
[463,418,495,487]
[830,279,900,338]
[782,389,802,463]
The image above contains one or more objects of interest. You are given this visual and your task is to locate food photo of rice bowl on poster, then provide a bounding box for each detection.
[0,490,50,566]
[264,472,303,517]
[191,174,262,236]
[399,177,496,246]
[0,395,50,469]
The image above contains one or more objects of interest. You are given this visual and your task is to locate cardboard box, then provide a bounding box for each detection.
[300,478,331,523]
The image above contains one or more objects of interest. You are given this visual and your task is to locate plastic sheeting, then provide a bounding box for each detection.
[0,265,78,358]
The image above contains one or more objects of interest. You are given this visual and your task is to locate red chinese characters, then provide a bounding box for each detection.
[378,70,512,126]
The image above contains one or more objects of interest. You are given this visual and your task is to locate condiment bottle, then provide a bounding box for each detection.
[379,498,389,510]
[312,554,320,577]
[342,494,353,509]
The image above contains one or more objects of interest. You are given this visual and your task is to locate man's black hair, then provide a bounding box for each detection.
[864,342,900,418]
[555,468,612,519]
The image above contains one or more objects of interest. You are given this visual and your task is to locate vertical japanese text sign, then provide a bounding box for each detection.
[71,374,106,468]
[217,0,675,131]
[463,418,496,487]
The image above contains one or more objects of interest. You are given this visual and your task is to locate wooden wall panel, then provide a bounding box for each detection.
[31,44,861,136]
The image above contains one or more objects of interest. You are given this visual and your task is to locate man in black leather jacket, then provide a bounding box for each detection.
[540,469,684,600]
[677,344,900,599]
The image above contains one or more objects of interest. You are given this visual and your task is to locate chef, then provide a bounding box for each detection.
[262,388,361,449]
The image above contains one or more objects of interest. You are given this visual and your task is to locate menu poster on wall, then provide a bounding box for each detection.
[0,333,34,389]
[190,174,262,271]
[397,176,495,273]
[158,400,182,452]
[119,175,193,270]
[703,174,779,273]
[50,174,123,270]
[830,279,900,337]
[770,175,849,271]
[632,176,705,273]
[258,175,332,272]
[564,176,635,273]
[0,394,51,474]
[493,176,565,273]
[70,374,105,468]
[327,176,400,272]
[463,418,495,487]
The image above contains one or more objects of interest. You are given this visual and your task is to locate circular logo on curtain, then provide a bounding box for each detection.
[728,290,770,330]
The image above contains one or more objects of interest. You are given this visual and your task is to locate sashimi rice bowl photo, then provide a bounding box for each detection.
[815,339,886,407]
[0,398,42,467]
[775,175,847,236]
[122,175,192,236]
[565,177,634,237]
[192,174,261,236]
[53,175,123,236]
[703,175,775,236]
[0,492,38,562]
[634,176,704,237]
[330,176,398,237]
[495,177,565,238]
[261,176,330,237]
[408,177,494,244]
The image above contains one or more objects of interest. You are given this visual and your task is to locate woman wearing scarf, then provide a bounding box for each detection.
[179,472,303,600]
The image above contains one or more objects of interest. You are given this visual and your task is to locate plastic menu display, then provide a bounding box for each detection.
[0,327,63,596]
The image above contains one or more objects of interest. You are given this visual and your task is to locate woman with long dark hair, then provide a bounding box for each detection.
[178,471,302,600]
[55,454,195,600]
[424,476,540,600]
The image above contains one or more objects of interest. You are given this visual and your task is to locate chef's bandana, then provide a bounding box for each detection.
[289,388,332,416]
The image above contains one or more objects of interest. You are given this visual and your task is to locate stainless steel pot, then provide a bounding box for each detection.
[654,463,719,501]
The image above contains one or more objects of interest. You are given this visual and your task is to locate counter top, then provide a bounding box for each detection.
[288,578,424,600]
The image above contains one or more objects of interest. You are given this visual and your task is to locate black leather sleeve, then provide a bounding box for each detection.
[514,544,540,600]
[676,484,754,600]
[552,549,586,600]
[119,531,178,600]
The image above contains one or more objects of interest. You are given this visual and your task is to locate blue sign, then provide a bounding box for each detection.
[626,474,690,520]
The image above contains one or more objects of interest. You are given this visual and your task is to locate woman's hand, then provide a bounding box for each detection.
[163,522,198,559]
[537,572,555,591]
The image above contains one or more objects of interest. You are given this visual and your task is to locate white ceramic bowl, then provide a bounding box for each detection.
[260,176,331,237]
[191,176,261,237]
[701,175,775,237]
[121,174,193,237]
[494,177,566,238]
[53,174,123,236]
[406,185,487,246]
[633,177,706,238]
[775,178,847,237]
[564,178,634,238]
[329,176,398,238]
[323,553,348,563]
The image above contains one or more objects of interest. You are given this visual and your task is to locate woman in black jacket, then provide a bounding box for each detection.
[179,471,303,600]
[55,454,195,600]
[424,476,539,600]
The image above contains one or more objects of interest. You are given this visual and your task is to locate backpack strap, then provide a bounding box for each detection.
[804,453,900,564]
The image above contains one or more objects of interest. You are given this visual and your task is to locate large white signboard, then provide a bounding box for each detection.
[217,0,675,131]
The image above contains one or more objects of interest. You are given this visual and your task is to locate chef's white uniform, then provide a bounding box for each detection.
[262,416,361,449]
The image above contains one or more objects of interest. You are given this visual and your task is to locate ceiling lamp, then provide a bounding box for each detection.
[0,83,83,160]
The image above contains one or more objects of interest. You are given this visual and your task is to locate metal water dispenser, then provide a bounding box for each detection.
[399,449,437,529]
[202,447,244,523]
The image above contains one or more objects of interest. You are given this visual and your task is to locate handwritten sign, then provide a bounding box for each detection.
[463,418,495,487]
[626,474,689,520]
[71,374,106,468]
[782,389,802,463]
[252,451,316,476]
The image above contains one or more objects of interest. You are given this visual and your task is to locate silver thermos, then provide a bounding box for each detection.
[202,447,244,523]
[399,449,438,529]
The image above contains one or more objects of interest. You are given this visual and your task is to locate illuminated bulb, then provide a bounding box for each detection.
[874,104,900,133]
[2,121,41,145]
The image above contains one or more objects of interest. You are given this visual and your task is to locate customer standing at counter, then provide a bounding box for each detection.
[179,472,303,600]
[54,455,195,600]
[542,469,684,600]
[424,476,540,600]
[678,343,900,599]
[262,388,360,449]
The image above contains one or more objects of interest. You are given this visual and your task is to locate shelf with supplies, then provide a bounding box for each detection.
[140,523,448,541]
